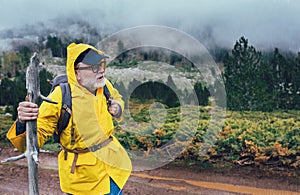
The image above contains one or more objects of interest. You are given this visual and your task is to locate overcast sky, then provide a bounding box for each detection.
[0,0,299,52]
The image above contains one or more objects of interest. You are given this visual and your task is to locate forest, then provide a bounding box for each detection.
[1,36,299,113]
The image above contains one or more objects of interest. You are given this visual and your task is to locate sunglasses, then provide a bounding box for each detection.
[75,61,106,73]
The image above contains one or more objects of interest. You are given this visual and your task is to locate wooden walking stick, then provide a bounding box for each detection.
[1,52,57,195]
[25,52,41,195]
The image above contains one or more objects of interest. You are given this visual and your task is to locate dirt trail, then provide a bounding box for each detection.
[0,147,299,195]
[131,173,299,195]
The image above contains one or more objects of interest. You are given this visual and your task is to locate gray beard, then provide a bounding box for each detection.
[95,79,106,89]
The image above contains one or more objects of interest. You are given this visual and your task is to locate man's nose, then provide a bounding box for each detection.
[98,65,105,73]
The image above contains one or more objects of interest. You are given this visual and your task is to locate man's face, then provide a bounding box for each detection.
[75,61,106,92]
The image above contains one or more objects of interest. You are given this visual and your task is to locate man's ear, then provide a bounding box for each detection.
[75,70,80,81]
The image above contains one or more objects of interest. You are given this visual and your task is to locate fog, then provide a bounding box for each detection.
[0,0,299,52]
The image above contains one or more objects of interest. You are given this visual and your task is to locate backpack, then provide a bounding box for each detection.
[50,74,111,143]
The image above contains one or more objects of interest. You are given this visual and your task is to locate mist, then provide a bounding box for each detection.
[0,0,299,52]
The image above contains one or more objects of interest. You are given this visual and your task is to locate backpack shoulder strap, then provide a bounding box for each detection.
[103,84,112,106]
[54,82,72,143]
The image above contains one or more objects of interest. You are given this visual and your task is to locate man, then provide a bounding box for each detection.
[7,43,132,195]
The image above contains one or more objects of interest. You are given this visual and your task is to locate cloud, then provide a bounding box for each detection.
[0,0,299,51]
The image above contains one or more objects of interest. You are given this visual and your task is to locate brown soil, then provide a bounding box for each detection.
[0,146,299,195]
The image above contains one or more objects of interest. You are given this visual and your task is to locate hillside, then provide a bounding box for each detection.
[43,60,211,92]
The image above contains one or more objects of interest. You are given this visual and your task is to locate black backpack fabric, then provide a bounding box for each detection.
[50,74,111,143]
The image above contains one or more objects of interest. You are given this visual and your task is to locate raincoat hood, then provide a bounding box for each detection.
[66,43,107,86]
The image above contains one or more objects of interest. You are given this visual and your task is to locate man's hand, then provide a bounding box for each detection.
[108,100,121,117]
[17,101,39,123]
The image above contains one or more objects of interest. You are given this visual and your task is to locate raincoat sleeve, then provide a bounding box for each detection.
[6,87,62,152]
[7,121,27,152]
[36,87,62,147]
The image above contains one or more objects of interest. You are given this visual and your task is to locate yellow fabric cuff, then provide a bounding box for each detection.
[7,120,26,153]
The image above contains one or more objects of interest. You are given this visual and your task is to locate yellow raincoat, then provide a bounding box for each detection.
[7,43,132,194]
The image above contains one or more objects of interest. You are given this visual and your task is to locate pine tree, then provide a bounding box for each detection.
[270,48,290,109]
[13,71,26,119]
[223,36,267,110]
[291,52,300,109]
[193,82,209,106]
